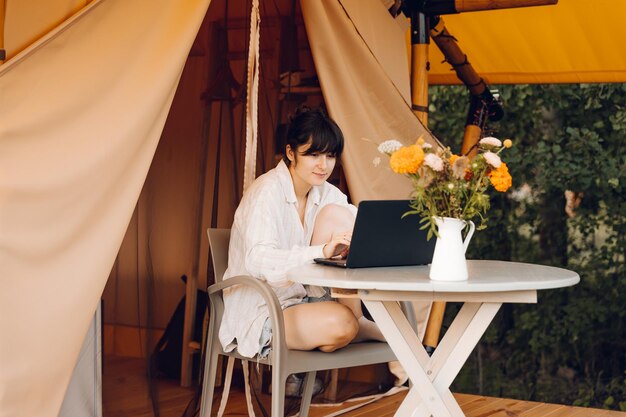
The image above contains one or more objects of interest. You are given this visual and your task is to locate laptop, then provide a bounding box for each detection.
[314,200,436,268]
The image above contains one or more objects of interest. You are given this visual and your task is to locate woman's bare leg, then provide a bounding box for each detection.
[310,204,385,342]
[311,204,355,250]
[283,301,358,351]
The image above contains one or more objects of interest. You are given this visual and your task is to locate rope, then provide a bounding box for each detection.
[291,385,409,417]
[412,104,429,113]
[218,4,260,416]
[242,360,257,417]
[243,0,261,193]
[216,357,235,417]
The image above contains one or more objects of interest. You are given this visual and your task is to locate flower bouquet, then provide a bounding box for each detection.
[377,136,513,239]
[377,136,512,281]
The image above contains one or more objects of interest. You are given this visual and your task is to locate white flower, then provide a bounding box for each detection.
[483,151,502,168]
[447,183,455,190]
[377,140,404,154]
[479,136,502,147]
[372,156,381,167]
[422,142,433,150]
[509,183,533,202]
[424,153,444,171]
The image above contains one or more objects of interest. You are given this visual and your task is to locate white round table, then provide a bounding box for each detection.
[287,260,579,417]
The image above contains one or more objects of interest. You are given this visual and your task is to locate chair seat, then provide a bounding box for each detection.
[217,341,396,375]
[286,342,396,374]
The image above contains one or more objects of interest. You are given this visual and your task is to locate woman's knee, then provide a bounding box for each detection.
[312,204,355,244]
[320,304,358,350]
[316,204,354,228]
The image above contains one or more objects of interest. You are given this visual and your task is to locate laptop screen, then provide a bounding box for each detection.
[315,200,436,268]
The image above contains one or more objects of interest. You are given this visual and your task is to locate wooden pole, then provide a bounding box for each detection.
[422,0,558,15]
[180,20,234,387]
[408,9,429,125]
[421,15,505,354]
[430,17,503,156]
[1,0,6,64]
[430,17,483,96]
[422,300,446,355]
[406,7,446,355]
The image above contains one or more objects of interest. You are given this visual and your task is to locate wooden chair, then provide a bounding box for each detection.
[200,228,405,417]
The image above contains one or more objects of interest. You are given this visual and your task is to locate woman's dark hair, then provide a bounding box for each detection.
[282,106,344,166]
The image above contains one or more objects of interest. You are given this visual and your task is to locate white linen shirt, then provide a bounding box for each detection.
[219,160,357,358]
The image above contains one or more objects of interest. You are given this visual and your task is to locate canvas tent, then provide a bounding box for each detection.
[1,0,626,416]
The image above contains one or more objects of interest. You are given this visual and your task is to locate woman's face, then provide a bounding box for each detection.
[286,142,337,191]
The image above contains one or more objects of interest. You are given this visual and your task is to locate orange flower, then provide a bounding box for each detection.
[489,162,512,192]
[389,145,424,174]
[449,154,460,165]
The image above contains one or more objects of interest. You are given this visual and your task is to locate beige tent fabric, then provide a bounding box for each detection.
[339,0,412,107]
[0,0,210,415]
[3,0,90,59]
[301,0,439,204]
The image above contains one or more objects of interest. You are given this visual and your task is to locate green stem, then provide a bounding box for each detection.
[462,171,486,219]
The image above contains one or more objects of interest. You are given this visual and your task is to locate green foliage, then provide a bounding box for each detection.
[428,83,626,409]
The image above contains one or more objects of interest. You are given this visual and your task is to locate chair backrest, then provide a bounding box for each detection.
[207,228,231,283]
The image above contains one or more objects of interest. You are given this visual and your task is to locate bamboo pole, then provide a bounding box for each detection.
[408,9,429,125]
[422,300,446,355]
[405,8,446,354]
[411,43,429,125]
[422,0,558,15]
[1,0,6,64]
[409,0,556,362]
[430,16,503,156]
[430,17,482,95]
[422,15,505,353]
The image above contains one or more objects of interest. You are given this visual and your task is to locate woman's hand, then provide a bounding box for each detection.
[322,231,352,258]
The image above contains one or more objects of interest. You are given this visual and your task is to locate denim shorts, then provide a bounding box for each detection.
[258,290,333,359]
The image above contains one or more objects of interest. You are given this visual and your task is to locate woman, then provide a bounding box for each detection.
[219,107,384,362]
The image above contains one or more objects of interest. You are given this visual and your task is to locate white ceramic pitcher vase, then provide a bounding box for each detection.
[429,217,475,281]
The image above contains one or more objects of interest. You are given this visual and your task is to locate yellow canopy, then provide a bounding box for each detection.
[427,0,626,84]
[3,0,626,84]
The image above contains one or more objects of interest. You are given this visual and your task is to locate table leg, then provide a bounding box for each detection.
[363,300,502,417]
[394,388,429,417]
[364,300,457,417]
[429,302,501,389]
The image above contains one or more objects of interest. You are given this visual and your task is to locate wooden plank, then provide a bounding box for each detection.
[603,411,626,417]
[350,394,406,417]
[605,411,626,417]
[104,356,626,417]
[453,393,486,407]
[564,407,607,417]
[463,397,509,415]
[518,402,566,416]
[480,397,546,417]
[539,404,597,417]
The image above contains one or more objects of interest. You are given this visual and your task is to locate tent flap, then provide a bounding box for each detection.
[0,0,211,416]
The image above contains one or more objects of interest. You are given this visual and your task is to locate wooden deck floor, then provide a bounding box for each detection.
[103,356,626,417]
